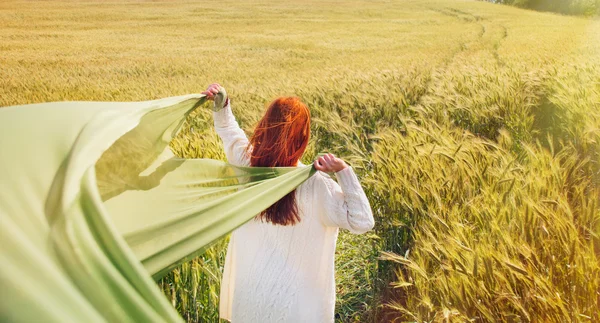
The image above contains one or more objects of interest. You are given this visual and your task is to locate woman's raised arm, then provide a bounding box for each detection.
[313,154,375,234]
[203,83,251,166]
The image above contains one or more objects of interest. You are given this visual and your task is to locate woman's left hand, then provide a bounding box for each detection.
[314,153,348,173]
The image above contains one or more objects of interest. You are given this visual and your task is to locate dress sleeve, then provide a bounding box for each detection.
[315,167,374,234]
[213,101,251,167]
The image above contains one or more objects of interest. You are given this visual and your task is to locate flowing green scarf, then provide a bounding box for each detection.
[0,94,316,322]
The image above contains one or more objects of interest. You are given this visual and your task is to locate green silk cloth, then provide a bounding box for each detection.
[0,94,316,322]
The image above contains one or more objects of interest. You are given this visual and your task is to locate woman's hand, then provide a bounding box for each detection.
[314,153,348,173]
[202,83,222,101]
[203,83,228,111]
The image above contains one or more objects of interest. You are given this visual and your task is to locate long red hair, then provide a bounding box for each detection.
[248,97,310,225]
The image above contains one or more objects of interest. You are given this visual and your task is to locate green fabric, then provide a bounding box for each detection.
[213,86,228,111]
[0,94,316,322]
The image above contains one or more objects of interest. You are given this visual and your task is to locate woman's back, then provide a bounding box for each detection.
[221,171,373,322]
[221,178,337,322]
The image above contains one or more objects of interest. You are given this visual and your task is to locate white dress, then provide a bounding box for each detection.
[214,102,374,323]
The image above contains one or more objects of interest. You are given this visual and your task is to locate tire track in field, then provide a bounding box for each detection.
[492,24,508,66]
[410,5,508,110]
[445,7,508,66]
[410,6,485,108]
[431,6,508,66]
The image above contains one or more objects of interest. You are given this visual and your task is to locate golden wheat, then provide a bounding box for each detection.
[2,0,598,321]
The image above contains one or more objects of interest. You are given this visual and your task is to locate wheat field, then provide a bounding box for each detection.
[1,0,599,322]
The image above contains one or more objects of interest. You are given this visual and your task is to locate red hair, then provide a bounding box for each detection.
[249,97,310,225]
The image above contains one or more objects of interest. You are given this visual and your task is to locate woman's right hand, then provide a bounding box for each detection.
[314,153,348,173]
[202,83,222,101]
[203,83,228,111]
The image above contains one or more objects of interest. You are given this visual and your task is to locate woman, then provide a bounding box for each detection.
[202,83,374,323]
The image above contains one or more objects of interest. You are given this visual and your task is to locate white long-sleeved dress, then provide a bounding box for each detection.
[214,102,374,323]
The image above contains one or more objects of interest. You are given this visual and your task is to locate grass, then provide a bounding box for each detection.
[2,0,599,321]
